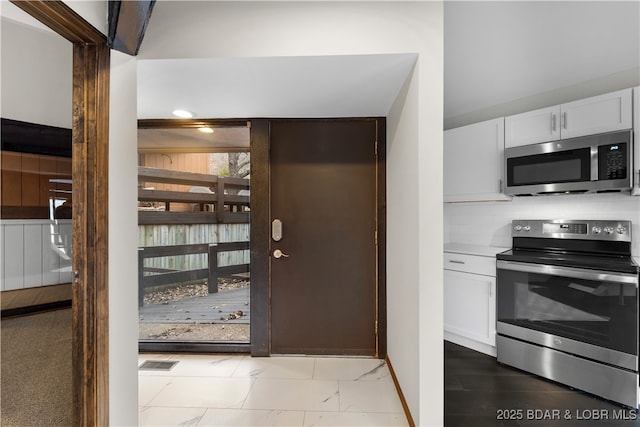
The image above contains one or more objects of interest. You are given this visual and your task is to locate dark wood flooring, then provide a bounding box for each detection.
[445,341,640,427]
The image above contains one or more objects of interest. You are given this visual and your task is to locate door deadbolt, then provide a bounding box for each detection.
[272,219,283,241]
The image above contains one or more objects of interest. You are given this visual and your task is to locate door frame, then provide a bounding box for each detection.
[9,1,110,424]
[250,118,387,358]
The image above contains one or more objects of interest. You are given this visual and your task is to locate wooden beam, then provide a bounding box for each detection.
[138,188,217,204]
[1,119,72,158]
[138,166,250,189]
[139,166,219,187]
[138,211,250,225]
[71,40,111,427]
[139,118,250,129]
[108,0,156,56]
[139,211,218,225]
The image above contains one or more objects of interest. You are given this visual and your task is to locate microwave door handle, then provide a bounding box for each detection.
[496,260,638,286]
[590,146,598,181]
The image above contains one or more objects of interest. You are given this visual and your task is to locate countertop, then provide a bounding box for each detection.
[444,242,510,258]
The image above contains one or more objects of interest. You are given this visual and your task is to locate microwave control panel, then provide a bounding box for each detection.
[598,142,627,180]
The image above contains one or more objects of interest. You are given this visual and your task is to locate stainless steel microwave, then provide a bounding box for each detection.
[504,130,633,196]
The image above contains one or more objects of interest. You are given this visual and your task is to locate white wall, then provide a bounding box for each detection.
[0,17,72,128]
[445,194,640,255]
[139,2,444,424]
[108,50,139,427]
[387,66,421,420]
[64,0,107,36]
[417,8,444,418]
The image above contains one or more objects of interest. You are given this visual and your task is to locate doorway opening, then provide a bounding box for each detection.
[0,11,74,426]
[137,121,251,351]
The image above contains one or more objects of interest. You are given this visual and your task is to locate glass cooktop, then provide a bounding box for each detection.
[497,249,639,274]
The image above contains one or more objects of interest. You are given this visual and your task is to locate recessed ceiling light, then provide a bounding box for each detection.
[172,109,195,118]
[198,127,214,134]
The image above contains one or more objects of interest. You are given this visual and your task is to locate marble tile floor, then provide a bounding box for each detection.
[139,353,409,427]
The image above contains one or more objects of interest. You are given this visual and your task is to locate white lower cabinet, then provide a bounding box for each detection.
[444,251,497,356]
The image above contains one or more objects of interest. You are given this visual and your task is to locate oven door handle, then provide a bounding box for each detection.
[497,260,639,286]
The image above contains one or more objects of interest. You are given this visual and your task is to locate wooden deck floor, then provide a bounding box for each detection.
[139,286,249,324]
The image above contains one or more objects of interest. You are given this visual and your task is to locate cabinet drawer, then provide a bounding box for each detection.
[444,252,496,276]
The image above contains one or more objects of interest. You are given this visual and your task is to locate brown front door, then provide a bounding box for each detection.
[269,119,379,356]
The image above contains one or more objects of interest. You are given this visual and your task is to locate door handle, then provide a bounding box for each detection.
[272,249,289,259]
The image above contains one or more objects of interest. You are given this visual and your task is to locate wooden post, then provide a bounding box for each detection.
[208,243,219,293]
[138,248,145,307]
[216,177,225,223]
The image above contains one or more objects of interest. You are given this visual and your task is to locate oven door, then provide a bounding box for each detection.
[496,260,638,371]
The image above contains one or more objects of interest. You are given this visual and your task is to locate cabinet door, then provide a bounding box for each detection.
[444,269,496,346]
[560,88,633,139]
[633,86,640,196]
[444,117,508,202]
[505,105,560,148]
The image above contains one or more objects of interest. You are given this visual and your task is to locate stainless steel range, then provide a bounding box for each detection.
[496,219,639,407]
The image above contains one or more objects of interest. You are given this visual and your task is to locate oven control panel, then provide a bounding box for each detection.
[512,219,632,242]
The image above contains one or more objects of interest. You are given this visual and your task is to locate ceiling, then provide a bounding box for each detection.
[137,53,418,120]
[5,1,639,145]
[137,1,639,129]
[138,127,250,153]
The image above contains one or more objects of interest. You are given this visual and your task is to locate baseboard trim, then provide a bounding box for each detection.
[444,333,496,357]
[1,299,72,319]
[385,355,416,427]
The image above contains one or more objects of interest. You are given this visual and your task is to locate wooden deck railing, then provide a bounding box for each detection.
[138,241,250,307]
[138,166,250,225]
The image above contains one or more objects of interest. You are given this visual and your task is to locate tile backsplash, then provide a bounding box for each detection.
[444,193,640,256]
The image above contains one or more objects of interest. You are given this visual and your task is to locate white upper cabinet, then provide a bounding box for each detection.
[444,117,509,202]
[505,105,560,148]
[561,88,633,139]
[633,86,640,196]
[505,88,633,148]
